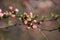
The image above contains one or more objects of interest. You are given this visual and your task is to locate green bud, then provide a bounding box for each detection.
[41,16,45,20]
[24,12,26,15]
[19,18,22,21]
[55,15,59,18]
[51,13,55,17]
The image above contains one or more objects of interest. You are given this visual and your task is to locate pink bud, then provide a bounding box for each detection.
[11,14,16,18]
[24,20,28,24]
[15,8,19,12]
[4,12,8,16]
[27,27,31,30]
[9,6,13,10]
[32,25,37,29]
[40,22,43,25]
[30,12,33,16]
[0,9,2,12]
[26,14,30,18]
[33,20,37,23]
[30,23,33,25]
[0,13,4,17]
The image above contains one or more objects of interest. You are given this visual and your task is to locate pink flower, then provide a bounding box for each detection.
[24,20,28,24]
[32,25,37,29]
[11,14,16,18]
[0,9,2,12]
[9,6,13,10]
[15,8,19,12]
[0,13,4,17]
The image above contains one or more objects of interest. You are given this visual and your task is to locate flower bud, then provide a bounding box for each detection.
[0,9,2,12]
[15,8,19,12]
[9,6,13,10]
[11,14,16,18]
[0,13,4,17]
[24,20,28,24]
[32,25,37,29]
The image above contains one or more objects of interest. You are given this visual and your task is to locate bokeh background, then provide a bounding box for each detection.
[0,0,60,40]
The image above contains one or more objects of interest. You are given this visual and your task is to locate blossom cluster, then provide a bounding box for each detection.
[0,6,19,19]
[0,5,60,30]
[18,12,44,30]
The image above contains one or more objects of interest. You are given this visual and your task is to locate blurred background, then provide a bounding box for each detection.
[0,0,60,40]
